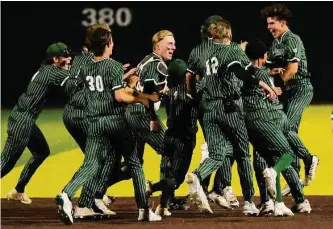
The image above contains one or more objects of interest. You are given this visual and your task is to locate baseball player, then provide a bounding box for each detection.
[55,28,161,225]
[261,4,319,190]
[187,15,258,215]
[125,30,176,180]
[244,39,311,216]
[185,19,276,214]
[2,42,71,205]
[62,23,117,218]
[146,59,198,216]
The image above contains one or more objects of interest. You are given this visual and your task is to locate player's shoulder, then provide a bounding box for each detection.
[284,30,302,44]
[190,40,211,54]
[139,53,168,76]
[73,52,94,63]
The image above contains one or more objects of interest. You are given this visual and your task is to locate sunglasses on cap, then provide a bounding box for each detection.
[58,48,71,58]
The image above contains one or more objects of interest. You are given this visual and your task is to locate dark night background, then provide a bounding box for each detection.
[1,1,332,108]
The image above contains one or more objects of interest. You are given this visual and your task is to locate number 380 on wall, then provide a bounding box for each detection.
[81,7,132,27]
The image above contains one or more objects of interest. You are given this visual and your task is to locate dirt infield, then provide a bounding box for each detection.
[1,196,332,229]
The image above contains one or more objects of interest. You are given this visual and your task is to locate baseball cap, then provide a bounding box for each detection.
[245,39,268,60]
[46,42,71,58]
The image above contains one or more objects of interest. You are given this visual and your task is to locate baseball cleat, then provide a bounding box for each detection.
[185,173,213,214]
[55,192,74,225]
[138,209,162,221]
[243,201,260,216]
[7,188,32,204]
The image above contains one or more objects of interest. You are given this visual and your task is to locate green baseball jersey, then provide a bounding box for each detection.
[165,83,198,136]
[11,65,69,120]
[128,52,168,113]
[242,66,271,112]
[267,30,310,89]
[136,53,168,87]
[64,52,94,109]
[187,40,246,93]
[187,40,213,92]
[200,42,252,100]
[80,57,125,117]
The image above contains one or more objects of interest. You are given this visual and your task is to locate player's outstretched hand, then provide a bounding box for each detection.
[123,68,137,80]
[240,41,248,51]
[259,81,277,101]
[123,63,130,71]
[273,87,282,95]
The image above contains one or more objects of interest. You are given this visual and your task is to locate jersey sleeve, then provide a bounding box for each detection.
[53,68,70,86]
[21,71,51,107]
[110,61,125,91]
[226,48,250,70]
[285,36,303,63]
[187,48,199,75]
[255,68,272,85]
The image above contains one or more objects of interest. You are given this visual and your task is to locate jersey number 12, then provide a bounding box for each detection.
[205,57,219,75]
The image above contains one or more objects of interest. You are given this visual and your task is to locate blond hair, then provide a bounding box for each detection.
[208,20,231,41]
[152,30,174,51]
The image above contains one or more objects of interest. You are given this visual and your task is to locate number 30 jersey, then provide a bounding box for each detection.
[80,57,126,117]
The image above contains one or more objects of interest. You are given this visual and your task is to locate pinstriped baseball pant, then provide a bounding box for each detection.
[164,130,196,188]
[62,115,148,209]
[1,116,50,193]
[125,110,169,180]
[63,109,88,153]
[63,110,104,207]
[194,100,254,201]
[284,83,313,174]
[249,109,305,204]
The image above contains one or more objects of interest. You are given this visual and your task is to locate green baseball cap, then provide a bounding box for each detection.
[46,42,71,58]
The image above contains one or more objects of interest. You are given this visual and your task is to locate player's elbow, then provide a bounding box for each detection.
[288,62,298,75]
[115,88,135,103]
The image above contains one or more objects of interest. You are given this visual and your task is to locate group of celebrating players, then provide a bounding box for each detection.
[1,3,320,225]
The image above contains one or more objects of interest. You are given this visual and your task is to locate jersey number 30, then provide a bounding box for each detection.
[86,75,104,92]
[205,57,219,75]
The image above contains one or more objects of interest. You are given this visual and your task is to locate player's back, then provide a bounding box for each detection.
[200,42,240,101]
[81,57,125,117]
[242,66,270,112]
[13,65,68,121]
[65,52,94,109]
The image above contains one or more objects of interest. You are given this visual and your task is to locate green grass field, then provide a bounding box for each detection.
[1,105,333,198]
